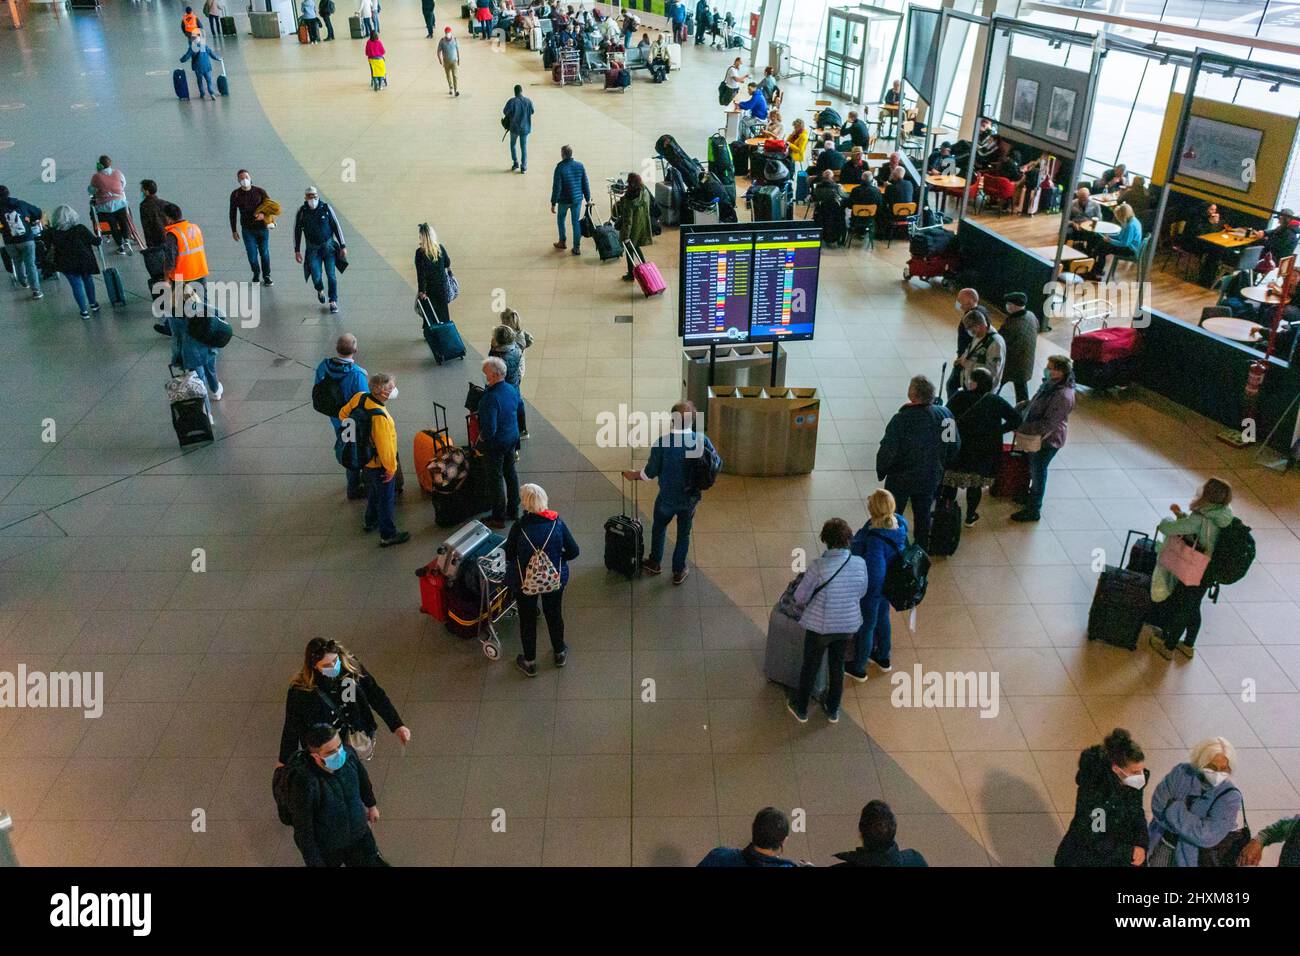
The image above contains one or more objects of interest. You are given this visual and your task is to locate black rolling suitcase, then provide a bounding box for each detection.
[167,364,214,448]
[590,203,622,262]
[927,496,962,557]
[1087,531,1153,650]
[432,446,493,526]
[752,185,789,221]
[173,68,190,101]
[730,140,749,177]
[90,213,127,306]
[1125,528,1157,576]
[221,15,237,36]
[604,478,644,578]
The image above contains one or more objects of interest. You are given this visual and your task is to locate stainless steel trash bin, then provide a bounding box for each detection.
[707,386,819,476]
[682,343,786,427]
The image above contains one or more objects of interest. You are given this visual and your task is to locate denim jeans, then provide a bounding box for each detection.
[363,467,397,539]
[241,227,270,279]
[851,593,891,671]
[649,498,695,575]
[63,272,98,312]
[483,445,520,521]
[556,202,582,249]
[509,131,528,170]
[1026,443,1060,513]
[197,350,220,393]
[795,630,849,717]
[11,240,40,293]
[885,481,935,550]
[195,69,215,97]
[516,589,565,662]
[305,242,338,302]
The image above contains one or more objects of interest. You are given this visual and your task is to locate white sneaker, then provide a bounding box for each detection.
[213,383,224,401]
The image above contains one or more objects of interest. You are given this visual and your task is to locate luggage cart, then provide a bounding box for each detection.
[474,548,515,660]
[559,48,582,86]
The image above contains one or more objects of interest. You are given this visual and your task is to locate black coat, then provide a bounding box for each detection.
[884,178,915,209]
[832,844,927,867]
[288,745,376,866]
[278,668,403,763]
[946,387,1021,477]
[415,244,453,323]
[1055,745,1149,867]
[47,224,100,276]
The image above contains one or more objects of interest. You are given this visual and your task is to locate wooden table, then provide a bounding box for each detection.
[1202,316,1266,342]
[1198,230,1259,249]
[928,126,955,139]
[926,174,966,190]
[1242,282,1287,307]
[744,137,768,148]
[1095,193,1120,207]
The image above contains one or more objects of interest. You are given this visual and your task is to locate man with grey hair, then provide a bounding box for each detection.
[949,287,989,398]
[956,310,1005,392]
[876,376,958,550]
[314,333,369,500]
[476,356,522,530]
[337,373,408,547]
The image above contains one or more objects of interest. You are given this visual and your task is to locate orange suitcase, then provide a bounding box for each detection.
[413,402,452,495]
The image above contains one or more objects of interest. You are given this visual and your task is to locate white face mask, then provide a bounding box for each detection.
[306,198,319,209]
[239,178,251,188]
[1120,772,1145,790]
[387,387,398,399]
[953,300,964,313]
[1202,769,1229,788]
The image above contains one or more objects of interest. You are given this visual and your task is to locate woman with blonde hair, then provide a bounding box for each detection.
[788,117,809,167]
[504,482,580,677]
[278,637,410,765]
[1087,200,1143,279]
[846,489,909,680]
[1149,477,1235,660]
[1147,737,1244,867]
[414,221,455,325]
[763,108,784,141]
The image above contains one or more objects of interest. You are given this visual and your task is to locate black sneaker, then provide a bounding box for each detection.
[640,560,662,575]
[519,430,530,441]
[317,288,326,304]
[79,310,90,320]
[965,512,980,527]
[845,667,868,683]
[262,276,274,287]
[672,568,689,585]
[785,699,808,724]
[32,290,43,299]
[1009,509,1041,523]
[153,322,172,336]
[90,302,101,312]
[329,301,339,314]
[516,655,538,678]
[571,247,581,256]
[379,531,411,548]
[824,707,840,724]
[511,162,519,171]
[871,658,892,673]
[553,648,568,668]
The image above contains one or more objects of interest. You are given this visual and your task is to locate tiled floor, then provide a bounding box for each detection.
[2,3,1299,867]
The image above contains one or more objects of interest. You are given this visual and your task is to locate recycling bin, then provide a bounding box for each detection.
[706,386,819,476]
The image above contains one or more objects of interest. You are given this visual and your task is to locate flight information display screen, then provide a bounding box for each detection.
[679,224,821,345]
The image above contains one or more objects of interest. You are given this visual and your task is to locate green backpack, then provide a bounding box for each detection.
[1204,518,1256,589]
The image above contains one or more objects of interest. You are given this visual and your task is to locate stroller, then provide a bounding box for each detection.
[368,56,387,91]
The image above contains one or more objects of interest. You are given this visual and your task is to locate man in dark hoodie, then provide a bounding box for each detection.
[876,374,958,550]
[833,801,927,867]
[314,333,369,500]
[288,723,385,867]
[698,807,800,867]
[1054,728,1149,867]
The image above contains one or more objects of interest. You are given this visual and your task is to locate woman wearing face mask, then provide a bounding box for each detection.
[1009,354,1075,523]
[1147,737,1244,867]
[1055,728,1149,867]
[277,637,411,767]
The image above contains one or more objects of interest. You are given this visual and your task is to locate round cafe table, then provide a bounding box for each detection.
[926,174,966,190]
[1201,316,1266,343]
[1079,220,1120,236]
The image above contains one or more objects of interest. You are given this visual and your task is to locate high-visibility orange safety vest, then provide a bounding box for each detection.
[165,221,208,282]
[182,12,199,34]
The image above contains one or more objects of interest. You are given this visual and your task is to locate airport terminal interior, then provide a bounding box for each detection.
[1,0,1299,868]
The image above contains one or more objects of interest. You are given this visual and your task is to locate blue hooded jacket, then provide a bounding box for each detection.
[851,515,910,601]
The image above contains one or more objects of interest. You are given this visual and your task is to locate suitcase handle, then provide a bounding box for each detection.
[1121,528,1155,569]
[621,471,638,518]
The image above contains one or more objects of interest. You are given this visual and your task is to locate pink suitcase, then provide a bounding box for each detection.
[626,242,666,297]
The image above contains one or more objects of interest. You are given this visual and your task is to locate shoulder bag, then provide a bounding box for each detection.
[314,683,376,761]
[787,556,850,623]
[1158,515,1210,587]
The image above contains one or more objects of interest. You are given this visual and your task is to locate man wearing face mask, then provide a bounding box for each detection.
[950,287,988,398]
[998,292,1040,404]
[228,169,273,286]
[1147,736,1244,867]
[1055,728,1149,867]
[338,373,410,547]
[288,723,386,867]
[293,185,345,314]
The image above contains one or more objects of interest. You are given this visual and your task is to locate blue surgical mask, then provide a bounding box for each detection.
[140,191,147,202]
[320,658,341,679]
[321,747,347,772]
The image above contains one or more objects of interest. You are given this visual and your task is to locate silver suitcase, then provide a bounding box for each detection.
[435,519,492,582]
[764,601,828,701]
[654,181,679,226]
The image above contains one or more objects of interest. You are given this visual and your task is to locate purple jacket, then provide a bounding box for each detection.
[1018,376,1075,449]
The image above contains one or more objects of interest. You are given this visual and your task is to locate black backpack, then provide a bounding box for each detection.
[339,396,377,470]
[1203,518,1256,589]
[186,303,233,348]
[876,532,930,611]
[311,373,347,417]
[272,751,312,826]
[686,439,722,494]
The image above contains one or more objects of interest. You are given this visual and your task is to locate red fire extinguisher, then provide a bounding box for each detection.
[1242,358,1268,435]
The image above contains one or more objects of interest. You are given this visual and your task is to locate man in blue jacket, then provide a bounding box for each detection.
[622,400,719,586]
[0,185,44,299]
[477,356,522,529]
[737,83,769,121]
[502,84,534,173]
[550,145,591,255]
[876,375,958,550]
[698,807,800,867]
[293,186,347,314]
[315,333,369,500]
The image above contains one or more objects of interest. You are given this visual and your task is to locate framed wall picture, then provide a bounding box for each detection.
[1011,77,1039,130]
[1046,86,1076,142]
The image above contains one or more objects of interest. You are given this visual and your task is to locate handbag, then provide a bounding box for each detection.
[465,381,484,412]
[785,556,851,623]
[1196,788,1250,867]
[312,684,377,761]
[580,204,596,239]
[1158,525,1210,587]
[443,248,459,301]
[1012,431,1042,453]
[334,244,349,273]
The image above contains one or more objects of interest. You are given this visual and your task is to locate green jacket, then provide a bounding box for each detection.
[1152,502,1233,602]
[615,187,653,247]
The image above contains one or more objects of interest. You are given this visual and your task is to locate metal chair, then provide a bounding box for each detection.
[1105,234,1153,283]
[885,201,917,248]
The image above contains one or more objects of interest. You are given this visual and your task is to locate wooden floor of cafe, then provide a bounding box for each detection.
[963,205,1220,326]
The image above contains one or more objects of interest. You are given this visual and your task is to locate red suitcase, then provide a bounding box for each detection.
[904,254,951,281]
[991,443,1030,498]
[415,561,448,620]
[626,242,666,297]
[1071,326,1140,364]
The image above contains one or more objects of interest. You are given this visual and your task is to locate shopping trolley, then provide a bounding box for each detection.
[474,548,516,661]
